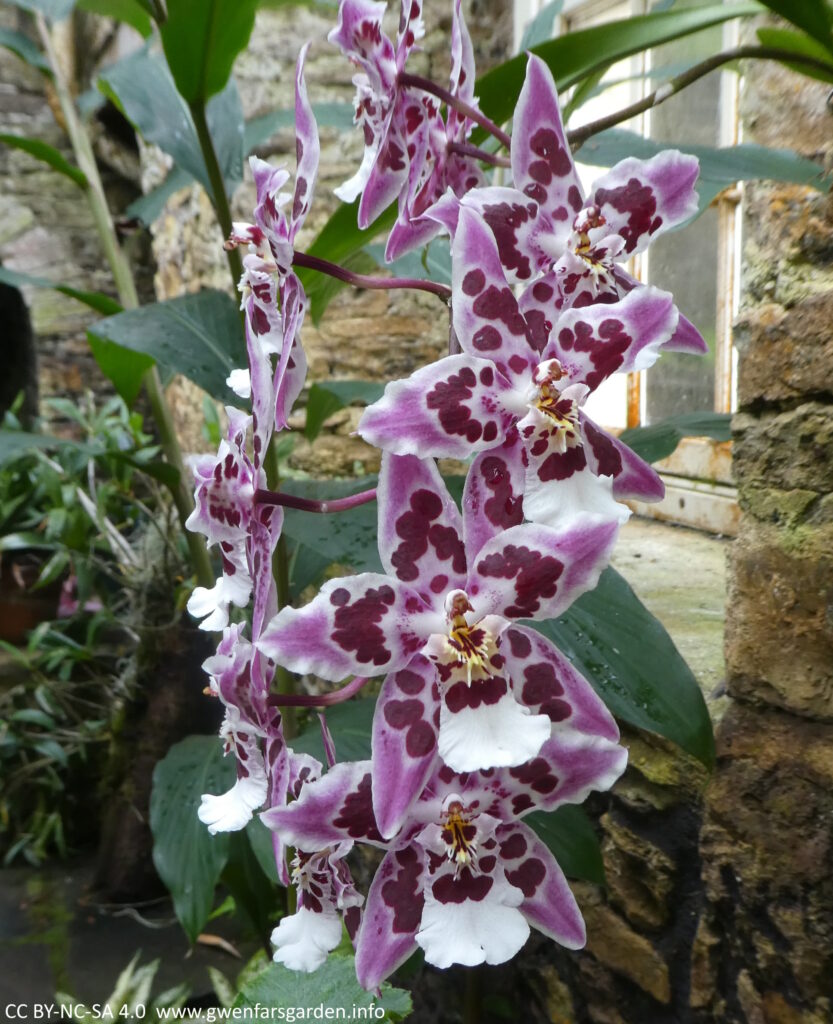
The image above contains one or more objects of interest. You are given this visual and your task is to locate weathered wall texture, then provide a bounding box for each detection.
[692,54,833,1024]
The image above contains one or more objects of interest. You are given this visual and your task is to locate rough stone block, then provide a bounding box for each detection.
[699,703,833,1012]
[725,516,833,719]
[732,404,833,496]
[734,297,833,405]
[600,813,676,931]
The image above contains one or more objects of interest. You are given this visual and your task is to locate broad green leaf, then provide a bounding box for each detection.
[0,265,121,315]
[619,411,732,464]
[576,129,828,216]
[221,831,282,939]
[150,735,235,942]
[295,202,397,324]
[305,249,379,326]
[159,0,258,104]
[125,166,192,225]
[757,26,833,81]
[88,289,246,404]
[0,28,51,73]
[281,476,382,580]
[475,3,762,129]
[87,333,154,405]
[0,431,91,468]
[77,0,153,35]
[244,101,356,152]
[518,0,564,51]
[292,697,376,764]
[245,815,281,885]
[5,0,76,20]
[99,51,243,198]
[304,380,385,441]
[364,238,452,286]
[527,806,605,885]
[233,953,412,1021]
[756,0,833,52]
[0,133,87,187]
[532,568,715,767]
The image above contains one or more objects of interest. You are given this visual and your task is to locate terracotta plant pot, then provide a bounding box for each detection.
[0,549,62,645]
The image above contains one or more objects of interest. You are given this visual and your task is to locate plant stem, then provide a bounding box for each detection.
[567,45,833,149]
[398,70,512,150]
[270,675,369,708]
[292,251,451,300]
[448,140,511,168]
[36,14,213,587]
[254,486,378,514]
[189,100,244,287]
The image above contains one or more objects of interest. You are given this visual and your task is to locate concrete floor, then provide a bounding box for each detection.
[611,516,730,717]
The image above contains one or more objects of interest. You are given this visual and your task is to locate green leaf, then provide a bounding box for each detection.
[0,265,121,315]
[244,101,356,152]
[475,3,762,129]
[281,477,382,582]
[619,411,732,464]
[125,166,191,226]
[304,380,385,442]
[99,50,243,198]
[756,0,833,52]
[532,568,715,767]
[757,26,833,81]
[77,0,153,35]
[234,953,412,1021]
[0,28,51,74]
[245,815,281,885]
[86,333,153,405]
[0,430,91,468]
[150,735,235,942]
[295,202,397,324]
[526,806,605,885]
[88,289,246,403]
[518,0,564,51]
[5,0,76,20]
[0,134,87,188]
[159,0,258,104]
[221,831,281,939]
[292,698,376,764]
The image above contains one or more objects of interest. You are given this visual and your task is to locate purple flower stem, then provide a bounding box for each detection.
[292,251,451,300]
[398,71,512,151]
[447,141,511,168]
[270,675,370,707]
[254,487,378,514]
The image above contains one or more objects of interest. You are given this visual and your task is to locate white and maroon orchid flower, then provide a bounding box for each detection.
[432,54,706,356]
[258,451,620,837]
[263,731,626,986]
[359,207,674,526]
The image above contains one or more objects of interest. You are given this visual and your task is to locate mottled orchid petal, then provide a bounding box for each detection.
[546,286,678,391]
[372,656,440,838]
[482,731,628,818]
[452,208,539,379]
[499,623,619,741]
[188,540,252,631]
[416,861,528,968]
[378,452,467,607]
[589,149,699,257]
[497,822,585,948]
[466,518,619,623]
[357,353,518,459]
[356,845,426,990]
[258,574,428,680]
[581,413,664,503]
[203,624,262,727]
[249,503,283,640]
[395,0,424,66]
[262,760,385,849]
[358,103,411,228]
[450,0,476,111]
[250,156,294,273]
[518,272,563,354]
[274,274,308,428]
[462,429,525,555]
[610,266,708,354]
[512,55,583,253]
[292,44,319,238]
[437,675,551,774]
[329,0,396,94]
[272,906,342,972]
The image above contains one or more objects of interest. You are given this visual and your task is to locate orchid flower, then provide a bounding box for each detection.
[384,0,484,260]
[432,55,706,356]
[263,730,627,986]
[359,207,676,526]
[258,450,620,837]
